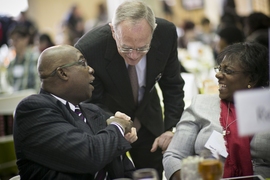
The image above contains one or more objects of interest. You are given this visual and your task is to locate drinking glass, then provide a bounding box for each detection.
[198,149,223,180]
[132,168,159,180]
[181,156,204,180]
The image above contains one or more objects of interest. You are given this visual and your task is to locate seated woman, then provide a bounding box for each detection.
[163,42,270,179]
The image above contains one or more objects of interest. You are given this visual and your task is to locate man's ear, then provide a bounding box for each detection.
[109,23,116,39]
[56,67,68,80]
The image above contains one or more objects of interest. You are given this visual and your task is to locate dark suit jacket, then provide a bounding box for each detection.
[13,89,135,180]
[75,18,185,137]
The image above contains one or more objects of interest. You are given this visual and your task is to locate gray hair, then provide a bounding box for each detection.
[111,0,156,32]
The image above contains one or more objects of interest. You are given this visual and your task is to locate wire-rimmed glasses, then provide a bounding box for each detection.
[42,59,87,79]
[214,65,250,75]
[118,46,150,54]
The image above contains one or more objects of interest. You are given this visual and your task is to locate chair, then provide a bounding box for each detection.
[0,135,18,177]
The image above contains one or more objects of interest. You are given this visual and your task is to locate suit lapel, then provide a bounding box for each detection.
[139,35,164,106]
[64,102,94,133]
[104,37,135,108]
[80,103,107,134]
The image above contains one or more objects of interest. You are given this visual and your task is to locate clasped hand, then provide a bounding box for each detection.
[106,111,137,143]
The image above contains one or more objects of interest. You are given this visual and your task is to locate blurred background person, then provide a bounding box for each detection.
[84,3,109,32]
[6,25,39,92]
[57,4,85,45]
[0,15,16,47]
[162,0,174,22]
[15,11,38,46]
[217,11,243,33]
[37,33,55,53]
[214,25,245,61]
[196,17,217,49]
[244,12,270,49]
[178,20,198,49]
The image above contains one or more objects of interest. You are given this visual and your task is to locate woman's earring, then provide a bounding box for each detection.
[248,84,251,88]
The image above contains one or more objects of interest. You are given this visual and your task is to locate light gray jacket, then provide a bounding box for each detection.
[163,94,270,179]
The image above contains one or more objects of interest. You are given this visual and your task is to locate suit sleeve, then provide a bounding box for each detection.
[157,21,185,130]
[163,95,200,179]
[13,95,132,174]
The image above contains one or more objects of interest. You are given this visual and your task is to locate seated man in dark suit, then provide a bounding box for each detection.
[13,45,137,180]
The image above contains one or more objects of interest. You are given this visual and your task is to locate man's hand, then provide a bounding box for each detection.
[107,111,133,134]
[170,170,181,180]
[124,127,138,143]
[150,131,174,153]
[114,111,131,120]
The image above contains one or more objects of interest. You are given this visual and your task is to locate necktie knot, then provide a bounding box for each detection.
[75,106,85,122]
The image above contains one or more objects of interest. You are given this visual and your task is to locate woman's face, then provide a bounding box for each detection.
[215,57,251,102]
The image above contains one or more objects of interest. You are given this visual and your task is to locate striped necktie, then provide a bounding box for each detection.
[74,106,85,122]
[95,169,107,180]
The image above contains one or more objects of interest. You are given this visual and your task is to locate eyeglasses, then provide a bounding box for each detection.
[118,46,150,54]
[45,59,88,78]
[214,65,250,75]
[114,32,151,54]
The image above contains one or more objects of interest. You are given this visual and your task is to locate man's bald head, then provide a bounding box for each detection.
[36,45,95,105]
[38,45,76,79]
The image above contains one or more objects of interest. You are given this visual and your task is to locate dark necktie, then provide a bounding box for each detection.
[74,106,85,122]
[128,65,139,104]
[95,169,107,180]
[127,65,141,130]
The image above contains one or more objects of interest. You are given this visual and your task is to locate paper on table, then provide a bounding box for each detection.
[234,88,270,136]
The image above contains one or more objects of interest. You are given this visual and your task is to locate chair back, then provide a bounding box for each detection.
[0,135,18,176]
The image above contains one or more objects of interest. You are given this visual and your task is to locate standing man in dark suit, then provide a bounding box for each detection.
[75,1,185,178]
[13,45,137,180]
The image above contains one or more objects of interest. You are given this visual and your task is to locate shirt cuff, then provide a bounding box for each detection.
[110,122,125,136]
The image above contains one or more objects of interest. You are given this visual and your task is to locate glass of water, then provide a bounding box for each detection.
[132,168,159,180]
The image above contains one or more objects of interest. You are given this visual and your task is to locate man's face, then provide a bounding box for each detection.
[68,50,95,102]
[111,19,153,66]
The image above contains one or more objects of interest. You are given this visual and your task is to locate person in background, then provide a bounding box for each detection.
[0,15,16,47]
[163,42,270,179]
[13,45,137,180]
[244,12,270,49]
[178,20,197,49]
[6,25,39,92]
[61,4,85,45]
[75,0,185,178]
[214,25,245,61]
[196,17,217,49]
[15,11,38,46]
[38,33,55,53]
[84,3,109,32]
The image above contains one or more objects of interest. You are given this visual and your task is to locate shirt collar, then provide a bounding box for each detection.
[51,94,76,112]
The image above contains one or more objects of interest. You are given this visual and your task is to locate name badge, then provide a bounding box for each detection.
[204,130,228,158]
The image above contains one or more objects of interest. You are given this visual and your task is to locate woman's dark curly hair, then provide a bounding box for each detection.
[216,42,269,88]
